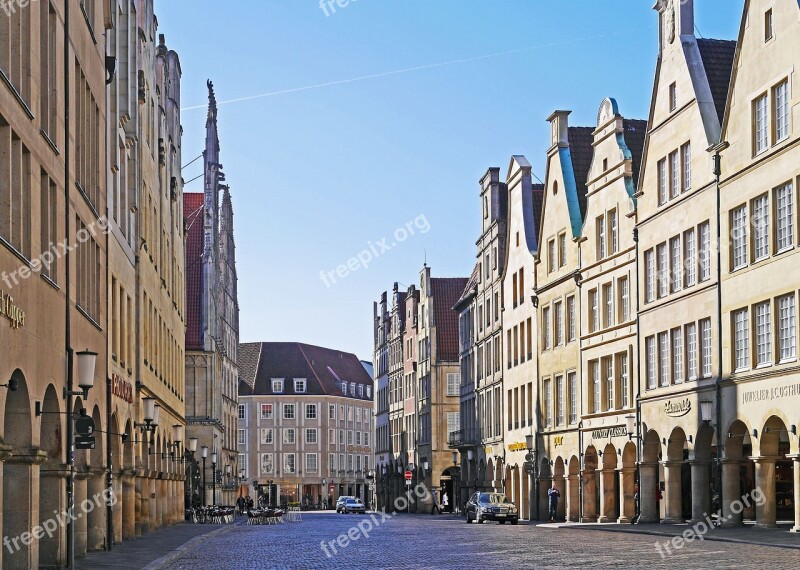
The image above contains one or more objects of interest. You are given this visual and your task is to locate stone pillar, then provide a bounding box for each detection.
[639,462,659,523]
[598,468,616,523]
[3,448,46,570]
[721,460,743,527]
[689,460,711,523]
[117,471,129,542]
[86,469,106,551]
[539,475,552,521]
[566,473,580,522]
[555,475,566,521]
[617,467,636,523]
[156,478,164,528]
[789,455,800,533]
[74,472,89,557]
[135,469,146,536]
[148,475,157,533]
[38,467,68,568]
[660,461,683,524]
[753,457,777,528]
[580,469,597,523]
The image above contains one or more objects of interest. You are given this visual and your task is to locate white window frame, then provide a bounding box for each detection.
[672,327,683,384]
[284,453,296,474]
[752,194,769,261]
[283,428,296,444]
[646,336,656,389]
[283,403,295,420]
[778,294,796,362]
[755,301,772,367]
[734,308,750,371]
[684,229,696,287]
[754,93,769,155]
[776,183,794,252]
[686,322,698,381]
[701,318,712,377]
[699,222,711,281]
[294,378,307,393]
[272,378,284,393]
[731,206,748,270]
[774,80,789,142]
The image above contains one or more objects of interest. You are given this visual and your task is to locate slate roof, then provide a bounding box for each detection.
[567,126,595,222]
[240,342,374,401]
[622,119,648,192]
[531,183,545,248]
[238,342,262,390]
[431,277,468,362]
[183,193,205,351]
[697,39,737,126]
[453,263,480,311]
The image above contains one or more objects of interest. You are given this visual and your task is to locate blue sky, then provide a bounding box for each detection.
[156,1,742,361]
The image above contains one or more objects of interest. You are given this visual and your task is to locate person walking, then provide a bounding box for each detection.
[442,491,449,513]
[547,483,561,523]
[430,489,442,515]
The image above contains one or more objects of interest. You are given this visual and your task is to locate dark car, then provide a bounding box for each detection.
[343,498,366,514]
[465,492,519,524]
[336,496,355,513]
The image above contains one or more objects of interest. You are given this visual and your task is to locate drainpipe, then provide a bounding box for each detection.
[633,227,643,521]
[106,376,113,550]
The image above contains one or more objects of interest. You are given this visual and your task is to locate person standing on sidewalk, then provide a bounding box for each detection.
[431,489,442,515]
[442,492,449,512]
[547,483,561,523]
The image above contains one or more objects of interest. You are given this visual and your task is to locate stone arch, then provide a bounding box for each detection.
[666,426,687,462]
[760,415,789,457]
[3,369,32,450]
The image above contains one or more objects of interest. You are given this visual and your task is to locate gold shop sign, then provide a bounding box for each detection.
[508,442,527,452]
[664,398,691,417]
[0,290,25,329]
[346,445,370,453]
[590,427,627,440]
[554,436,564,447]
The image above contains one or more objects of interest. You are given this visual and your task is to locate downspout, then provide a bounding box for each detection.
[713,145,727,518]
[576,246,584,523]
[106,376,113,550]
[633,227,642,522]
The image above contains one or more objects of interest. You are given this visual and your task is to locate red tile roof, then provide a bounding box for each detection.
[431,277,468,362]
[184,193,205,351]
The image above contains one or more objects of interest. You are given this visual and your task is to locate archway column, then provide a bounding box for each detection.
[689,460,711,524]
[660,460,683,524]
[87,468,106,551]
[135,468,146,536]
[789,455,800,533]
[566,473,579,522]
[3,448,46,570]
[638,461,659,523]
[598,467,616,523]
[538,474,552,521]
[38,465,68,568]
[617,466,636,523]
[752,456,777,528]
[580,469,597,523]
[74,470,90,557]
[720,459,744,527]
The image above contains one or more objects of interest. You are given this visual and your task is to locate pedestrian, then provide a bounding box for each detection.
[442,492,449,512]
[547,483,561,523]
[431,489,442,515]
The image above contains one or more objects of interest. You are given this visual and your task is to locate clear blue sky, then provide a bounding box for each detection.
[156,0,742,361]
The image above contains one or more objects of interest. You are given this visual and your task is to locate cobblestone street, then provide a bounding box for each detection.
[160,513,799,569]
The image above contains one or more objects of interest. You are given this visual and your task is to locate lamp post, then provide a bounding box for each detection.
[699,400,721,517]
[186,437,197,509]
[625,414,642,520]
[211,451,218,507]
[239,469,245,498]
[451,450,460,514]
[525,433,538,520]
[201,446,208,506]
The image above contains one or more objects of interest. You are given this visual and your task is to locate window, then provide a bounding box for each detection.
[329,428,335,444]
[364,432,369,446]
[446,412,460,438]
[262,428,273,445]
[590,290,599,333]
[272,379,284,393]
[701,318,712,377]
[548,239,556,273]
[610,210,618,254]
[765,8,773,42]
[591,361,600,413]
[347,430,354,445]
[646,336,656,389]
[752,194,769,261]
[544,379,552,426]
[358,385,364,397]
[339,430,344,445]
[779,294,796,361]
[283,404,295,420]
[619,277,630,322]
[341,382,347,395]
[329,404,336,420]
[755,301,772,366]
[447,373,459,396]
[734,309,750,370]
[774,80,789,141]
[305,404,317,420]
[568,372,577,424]
[659,332,669,387]
[670,236,681,292]
[754,94,769,154]
[238,404,246,420]
[619,353,629,408]
[542,307,551,350]
[306,429,318,444]
[658,158,667,205]
[603,284,613,328]
[731,206,748,269]
[699,222,711,281]
[367,386,372,398]
[260,453,273,475]
[306,453,318,473]
[681,142,691,191]
[283,428,296,444]
[39,171,58,281]
[294,379,307,393]
[261,404,273,420]
[657,243,668,297]
[597,215,606,259]
[350,383,356,396]
[672,328,683,384]
[686,322,698,381]
[669,150,679,199]
[555,301,563,345]
[559,233,567,267]
[684,229,696,287]
[605,357,614,411]
[775,183,794,251]
[238,429,246,445]
[567,297,576,342]
[556,375,564,426]
[645,250,655,302]
[669,82,677,111]
[284,454,295,474]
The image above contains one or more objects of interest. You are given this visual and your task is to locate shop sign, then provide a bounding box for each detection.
[741,383,800,404]
[347,445,370,453]
[554,436,564,447]
[590,426,627,439]
[0,290,25,329]
[508,442,527,452]
[112,373,134,403]
[484,446,493,455]
[664,398,691,417]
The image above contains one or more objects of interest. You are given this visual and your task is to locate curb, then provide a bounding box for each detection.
[143,524,240,569]
[550,523,800,551]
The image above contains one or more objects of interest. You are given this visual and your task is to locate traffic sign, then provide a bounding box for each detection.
[75,436,96,450]
[524,461,535,474]
[404,470,412,481]
[75,416,96,436]
[524,452,535,463]
[405,480,412,486]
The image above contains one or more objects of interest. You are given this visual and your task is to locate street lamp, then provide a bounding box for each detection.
[201,446,208,506]
[185,438,197,509]
[211,451,218,506]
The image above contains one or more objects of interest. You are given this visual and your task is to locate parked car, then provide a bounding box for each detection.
[465,492,519,524]
[336,496,355,513]
[343,498,366,514]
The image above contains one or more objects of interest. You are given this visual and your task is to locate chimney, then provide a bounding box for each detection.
[547,110,571,148]
[656,0,694,53]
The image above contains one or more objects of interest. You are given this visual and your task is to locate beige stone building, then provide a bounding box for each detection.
[501,156,543,519]
[717,0,800,531]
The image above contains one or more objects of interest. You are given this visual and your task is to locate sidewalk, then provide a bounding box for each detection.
[75,522,237,570]
[537,520,800,549]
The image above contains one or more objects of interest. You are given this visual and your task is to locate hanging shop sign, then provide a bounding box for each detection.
[664,398,691,417]
[507,442,527,452]
[0,290,25,329]
[112,373,134,403]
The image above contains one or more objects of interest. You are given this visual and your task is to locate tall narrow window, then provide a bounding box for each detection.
[755,301,772,366]
[40,170,58,282]
[568,372,577,424]
[619,276,630,323]
[645,250,655,302]
[765,8,774,42]
[597,215,606,259]
[603,284,613,328]
[669,82,677,111]
[590,290,599,332]
[659,332,669,387]
[542,307,551,350]
[610,209,618,254]
[646,336,656,389]
[658,158,667,205]
[774,80,789,141]
[619,353,629,408]
[734,309,750,370]
[686,322,698,381]
[778,294,796,361]
[701,318,712,377]
[555,301,563,346]
[731,206,748,269]
[559,233,567,267]
[556,375,564,426]
[548,240,556,274]
[754,94,769,154]
[544,379,552,427]
[670,236,682,292]
[591,361,600,413]
[684,229,696,287]
[672,327,683,384]
[699,222,711,280]
[752,194,769,261]
[657,243,668,297]
[567,297,576,342]
[669,150,679,199]
[776,183,794,251]
[681,142,691,191]
[605,357,614,411]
